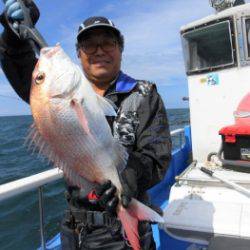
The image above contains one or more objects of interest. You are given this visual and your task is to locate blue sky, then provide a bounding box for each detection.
[0,0,219,115]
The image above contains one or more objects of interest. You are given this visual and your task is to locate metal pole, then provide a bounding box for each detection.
[38,186,46,250]
[179,131,183,148]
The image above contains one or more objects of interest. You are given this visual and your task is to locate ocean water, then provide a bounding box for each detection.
[0,109,190,250]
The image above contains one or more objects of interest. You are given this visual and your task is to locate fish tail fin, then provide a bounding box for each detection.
[118,206,140,250]
[118,198,164,250]
[128,198,164,223]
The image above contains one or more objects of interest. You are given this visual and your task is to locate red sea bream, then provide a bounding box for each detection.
[28,45,164,250]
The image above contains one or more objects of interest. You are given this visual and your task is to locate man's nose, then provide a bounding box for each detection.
[95,45,105,55]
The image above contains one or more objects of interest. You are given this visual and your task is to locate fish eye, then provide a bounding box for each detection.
[35,72,46,85]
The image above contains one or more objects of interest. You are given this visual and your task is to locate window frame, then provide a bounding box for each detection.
[181,17,237,75]
[242,16,250,62]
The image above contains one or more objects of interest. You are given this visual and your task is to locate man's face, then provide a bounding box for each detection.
[78,28,122,85]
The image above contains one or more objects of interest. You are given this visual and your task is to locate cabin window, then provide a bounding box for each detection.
[245,18,250,58]
[182,21,234,74]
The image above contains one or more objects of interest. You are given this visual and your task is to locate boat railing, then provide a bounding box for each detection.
[0,127,185,250]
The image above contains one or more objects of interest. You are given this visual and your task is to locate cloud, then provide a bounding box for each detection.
[36,0,213,88]
[96,3,116,14]
[57,23,79,59]
[0,82,28,116]
[47,0,213,84]
[110,1,212,86]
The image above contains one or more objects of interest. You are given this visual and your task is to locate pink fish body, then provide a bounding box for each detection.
[29,45,163,250]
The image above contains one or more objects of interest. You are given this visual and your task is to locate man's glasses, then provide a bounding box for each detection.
[80,38,117,55]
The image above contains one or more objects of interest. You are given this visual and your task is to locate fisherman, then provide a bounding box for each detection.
[0,1,172,249]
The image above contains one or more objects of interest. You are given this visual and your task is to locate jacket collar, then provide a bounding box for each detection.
[115,71,137,93]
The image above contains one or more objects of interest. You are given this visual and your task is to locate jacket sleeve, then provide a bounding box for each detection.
[0,0,39,103]
[129,85,172,192]
[0,40,37,103]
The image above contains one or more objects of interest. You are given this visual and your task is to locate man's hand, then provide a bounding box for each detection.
[4,0,24,21]
[0,0,40,45]
[93,180,119,214]
[74,180,119,214]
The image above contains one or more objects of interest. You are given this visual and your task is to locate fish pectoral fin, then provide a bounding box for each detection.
[96,94,117,117]
[70,98,92,136]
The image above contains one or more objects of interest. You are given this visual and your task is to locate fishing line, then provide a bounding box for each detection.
[0,94,21,101]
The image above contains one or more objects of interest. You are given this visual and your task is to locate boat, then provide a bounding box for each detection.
[1,0,250,249]
[160,0,250,249]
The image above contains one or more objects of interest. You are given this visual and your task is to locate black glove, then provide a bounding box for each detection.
[0,0,40,47]
[119,153,141,208]
[67,181,119,214]
[93,180,119,214]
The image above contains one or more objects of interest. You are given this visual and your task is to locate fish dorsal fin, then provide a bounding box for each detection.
[96,94,117,117]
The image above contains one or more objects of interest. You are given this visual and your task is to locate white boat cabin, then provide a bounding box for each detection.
[162,2,250,249]
[181,2,250,162]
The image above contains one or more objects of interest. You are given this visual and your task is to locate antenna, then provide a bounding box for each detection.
[0,94,20,101]
[209,0,245,12]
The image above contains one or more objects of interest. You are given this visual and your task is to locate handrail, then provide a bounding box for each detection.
[0,168,63,202]
[170,128,184,136]
[0,128,184,202]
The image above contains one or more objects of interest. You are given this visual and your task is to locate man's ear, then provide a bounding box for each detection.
[77,49,81,58]
[75,43,81,58]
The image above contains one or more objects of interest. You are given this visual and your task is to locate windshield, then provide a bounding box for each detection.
[181,20,235,74]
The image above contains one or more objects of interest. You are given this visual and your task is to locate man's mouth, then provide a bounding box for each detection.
[92,60,110,66]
